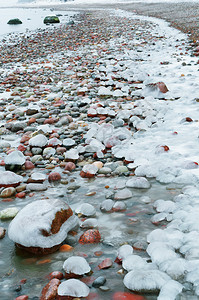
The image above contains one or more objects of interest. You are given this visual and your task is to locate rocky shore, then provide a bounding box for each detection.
[1,6,199,300]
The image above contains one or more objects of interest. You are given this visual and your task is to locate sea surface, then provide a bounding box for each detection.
[0,7,76,40]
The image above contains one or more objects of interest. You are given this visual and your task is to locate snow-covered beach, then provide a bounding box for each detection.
[1,1,199,299]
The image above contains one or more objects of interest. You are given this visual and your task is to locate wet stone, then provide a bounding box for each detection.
[92,276,106,288]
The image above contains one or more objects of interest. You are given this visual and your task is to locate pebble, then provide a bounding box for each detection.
[92,276,106,288]
[0,227,6,239]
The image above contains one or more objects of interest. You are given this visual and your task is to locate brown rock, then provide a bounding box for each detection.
[98,258,113,269]
[15,296,29,300]
[0,187,16,198]
[40,278,60,300]
[24,161,35,170]
[48,172,61,182]
[48,271,63,280]
[0,227,6,239]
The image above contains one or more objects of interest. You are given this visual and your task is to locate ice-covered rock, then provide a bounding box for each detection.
[63,256,91,276]
[29,134,48,147]
[114,188,132,200]
[157,280,183,300]
[58,279,90,298]
[154,200,176,213]
[63,138,76,148]
[0,171,23,188]
[4,150,26,171]
[123,269,170,292]
[64,148,79,160]
[80,218,98,229]
[117,244,133,261]
[8,199,78,254]
[122,255,147,272]
[80,164,98,178]
[126,177,150,189]
[98,86,113,96]
[147,242,178,265]
[100,199,114,212]
[75,203,96,217]
[159,258,187,279]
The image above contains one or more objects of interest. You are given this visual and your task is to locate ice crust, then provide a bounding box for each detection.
[4,150,25,166]
[8,199,78,248]
[63,256,91,275]
[0,171,23,186]
[58,278,90,297]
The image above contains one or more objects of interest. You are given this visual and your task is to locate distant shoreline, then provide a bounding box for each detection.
[38,1,199,43]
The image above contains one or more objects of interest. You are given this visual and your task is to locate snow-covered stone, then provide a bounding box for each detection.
[126,177,150,189]
[58,279,90,298]
[29,134,48,147]
[63,256,91,275]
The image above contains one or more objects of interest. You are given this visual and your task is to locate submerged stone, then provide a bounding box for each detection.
[44,16,60,24]
[7,18,22,25]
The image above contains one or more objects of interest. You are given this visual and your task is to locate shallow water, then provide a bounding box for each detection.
[0,7,76,39]
[0,160,182,299]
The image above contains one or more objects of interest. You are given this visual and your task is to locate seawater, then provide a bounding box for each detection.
[0,7,76,40]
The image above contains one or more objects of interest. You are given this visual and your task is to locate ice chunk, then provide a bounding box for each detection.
[158,280,183,300]
[63,256,91,275]
[8,199,78,248]
[58,279,90,297]
[147,242,178,265]
[124,269,170,292]
[114,188,132,200]
[0,171,23,188]
[159,258,187,279]
[154,200,176,213]
[122,255,147,272]
[117,244,133,260]
[64,148,79,160]
[75,203,96,217]
[4,150,25,166]
[126,177,150,189]
[29,134,48,147]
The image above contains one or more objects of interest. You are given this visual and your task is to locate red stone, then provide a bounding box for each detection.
[64,162,76,171]
[161,145,169,151]
[18,144,26,152]
[15,296,29,300]
[0,160,5,166]
[186,117,193,122]
[24,161,35,170]
[80,171,95,178]
[98,258,112,269]
[16,192,26,198]
[48,172,61,182]
[112,292,146,300]
[79,229,101,244]
[40,278,60,300]
[47,271,63,280]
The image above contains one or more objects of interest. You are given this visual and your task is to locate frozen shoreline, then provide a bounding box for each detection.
[1,6,199,299]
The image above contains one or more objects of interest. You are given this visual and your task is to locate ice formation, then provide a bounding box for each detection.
[8,199,78,248]
[4,150,25,166]
[123,269,170,292]
[29,134,48,147]
[122,255,147,272]
[0,171,23,187]
[126,177,150,189]
[58,279,90,298]
[63,256,91,275]
[117,244,133,260]
[75,203,96,217]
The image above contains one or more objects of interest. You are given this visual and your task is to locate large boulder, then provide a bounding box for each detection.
[8,199,78,255]
[44,16,60,24]
[7,18,22,25]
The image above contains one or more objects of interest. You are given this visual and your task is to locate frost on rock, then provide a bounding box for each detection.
[126,177,150,189]
[147,242,179,266]
[122,255,147,272]
[114,188,132,200]
[0,171,23,188]
[63,256,91,275]
[29,134,48,147]
[75,203,96,217]
[154,200,176,213]
[4,150,25,167]
[117,244,133,260]
[64,148,79,160]
[58,279,90,297]
[8,199,78,252]
[157,280,183,300]
[123,269,170,292]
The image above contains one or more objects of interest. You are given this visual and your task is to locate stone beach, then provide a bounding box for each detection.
[1,5,199,300]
